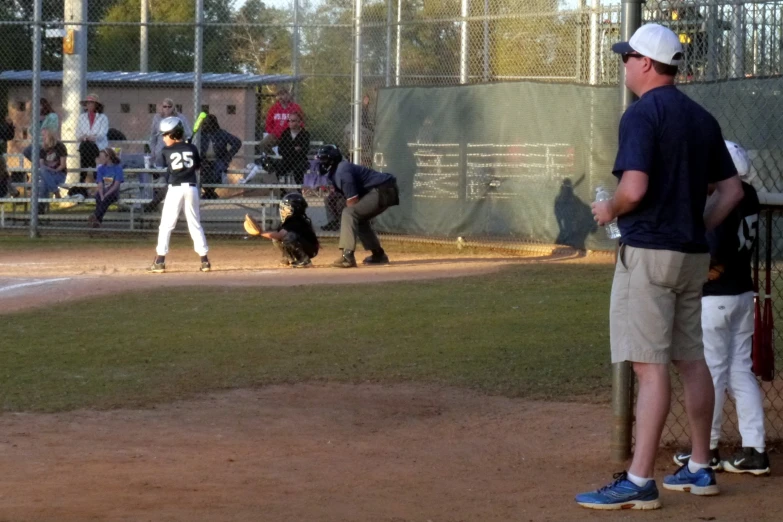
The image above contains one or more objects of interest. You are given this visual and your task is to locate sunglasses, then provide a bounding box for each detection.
[162,105,173,108]
[622,52,644,63]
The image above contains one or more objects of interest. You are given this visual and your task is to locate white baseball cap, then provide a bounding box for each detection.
[725,140,754,181]
[612,23,684,66]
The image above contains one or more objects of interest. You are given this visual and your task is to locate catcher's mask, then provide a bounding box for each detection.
[279,192,308,222]
[316,144,342,175]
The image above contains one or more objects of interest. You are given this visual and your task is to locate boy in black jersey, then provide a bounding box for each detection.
[673,141,770,475]
[244,192,318,267]
[147,116,210,273]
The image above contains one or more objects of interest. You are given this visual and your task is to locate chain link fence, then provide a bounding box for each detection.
[2,0,783,445]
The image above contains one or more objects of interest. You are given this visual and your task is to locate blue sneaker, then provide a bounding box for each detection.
[575,472,661,510]
[662,465,719,496]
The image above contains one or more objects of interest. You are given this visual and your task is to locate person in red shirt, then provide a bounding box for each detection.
[260,87,302,155]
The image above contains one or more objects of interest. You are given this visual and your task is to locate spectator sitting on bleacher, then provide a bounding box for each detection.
[149,98,191,168]
[0,154,18,198]
[88,147,124,228]
[199,114,241,200]
[260,87,302,155]
[277,111,310,186]
[38,129,67,199]
[23,98,59,161]
[0,117,13,146]
[73,94,109,198]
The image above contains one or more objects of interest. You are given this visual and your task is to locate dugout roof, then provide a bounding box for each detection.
[0,71,299,88]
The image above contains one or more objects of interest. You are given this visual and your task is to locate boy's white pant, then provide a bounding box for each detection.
[156,184,209,257]
[702,291,765,449]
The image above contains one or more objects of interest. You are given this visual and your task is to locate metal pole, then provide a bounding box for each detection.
[352,0,363,164]
[30,0,43,238]
[460,0,469,84]
[588,0,600,85]
[293,0,300,97]
[395,0,402,86]
[612,0,643,464]
[706,4,719,81]
[483,0,489,81]
[194,0,204,120]
[731,2,745,79]
[63,0,87,187]
[760,5,767,76]
[140,0,149,72]
[386,0,393,87]
[753,4,759,76]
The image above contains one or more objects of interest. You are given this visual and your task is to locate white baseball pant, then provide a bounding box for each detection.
[702,291,766,450]
[155,184,209,257]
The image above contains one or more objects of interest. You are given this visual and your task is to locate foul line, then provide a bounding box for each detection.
[0,277,71,294]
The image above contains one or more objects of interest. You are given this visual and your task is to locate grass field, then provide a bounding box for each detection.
[2,260,614,413]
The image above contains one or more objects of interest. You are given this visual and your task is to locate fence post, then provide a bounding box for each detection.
[351,0,363,164]
[194,0,204,122]
[611,0,642,464]
[30,0,43,238]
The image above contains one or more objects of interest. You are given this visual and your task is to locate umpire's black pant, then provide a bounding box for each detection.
[339,181,399,252]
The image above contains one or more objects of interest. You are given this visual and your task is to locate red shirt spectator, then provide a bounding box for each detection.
[265,89,302,139]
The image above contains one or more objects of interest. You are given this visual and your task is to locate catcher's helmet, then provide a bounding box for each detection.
[160,116,185,140]
[725,140,754,181]
[316,145,342,175]
[279,192,308,222]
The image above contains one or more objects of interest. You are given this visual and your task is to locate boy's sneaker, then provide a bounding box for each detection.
[200,261,211,272]
[672,448,722,471]
[663,465,719,496]
[575,472,661,510]
[147,261,165,274]
[722,448,771,476]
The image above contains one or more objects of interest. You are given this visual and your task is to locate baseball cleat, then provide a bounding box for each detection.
[672,448,722,471]
[722,448,771,476]
[291,258,313,268]
[575,472,661,510]
[200,261,211,272]
[663,465,719,495]
[362,251,390,265]
[147,261,165,274]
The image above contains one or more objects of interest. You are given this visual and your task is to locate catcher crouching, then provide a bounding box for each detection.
[244,193,319,268]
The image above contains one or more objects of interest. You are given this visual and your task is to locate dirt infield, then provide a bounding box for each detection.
[1,243,781,521]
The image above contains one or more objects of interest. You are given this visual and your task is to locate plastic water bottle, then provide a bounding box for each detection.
[595,186,621,239]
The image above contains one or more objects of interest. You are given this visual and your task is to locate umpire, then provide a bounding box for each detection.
[316,145,399,268]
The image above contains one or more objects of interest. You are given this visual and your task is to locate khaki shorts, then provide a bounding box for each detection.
[610,245,710,364]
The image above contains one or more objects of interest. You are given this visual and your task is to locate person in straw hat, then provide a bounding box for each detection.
[72,93,109,197]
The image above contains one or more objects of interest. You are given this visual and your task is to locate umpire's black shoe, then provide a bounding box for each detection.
[722,447,771,476]
[673,448,722,471]
[332,250,357,268]
[363,249,390,265]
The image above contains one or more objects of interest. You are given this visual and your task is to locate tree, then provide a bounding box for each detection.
[232,0,292,75]
[90,0,238,73]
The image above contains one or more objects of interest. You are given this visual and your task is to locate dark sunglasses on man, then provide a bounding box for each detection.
[622,52,644,63]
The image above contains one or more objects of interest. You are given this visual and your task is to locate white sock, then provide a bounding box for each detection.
[626,472,650,487]
[688,460,708,473]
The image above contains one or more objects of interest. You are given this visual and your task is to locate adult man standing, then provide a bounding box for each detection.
[575,23,743,510]
[260,87,302,155]
[316,145,399,268]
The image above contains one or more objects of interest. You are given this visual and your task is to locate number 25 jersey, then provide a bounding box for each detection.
[162,142,201,186]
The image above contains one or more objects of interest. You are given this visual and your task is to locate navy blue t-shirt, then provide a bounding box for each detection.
[703,182,759,296]
[613,85,736,253]
[330,160,395,200]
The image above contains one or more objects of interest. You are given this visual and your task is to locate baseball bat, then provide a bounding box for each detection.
[186,111,208,144]
[752,221,764,378]
[761,210,776,382]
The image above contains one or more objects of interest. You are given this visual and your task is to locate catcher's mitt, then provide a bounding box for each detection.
[243,214,262,236]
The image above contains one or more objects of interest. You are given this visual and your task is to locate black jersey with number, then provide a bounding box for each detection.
[703,182,760,296]
[278,215,319,258]
[162,141,201,185]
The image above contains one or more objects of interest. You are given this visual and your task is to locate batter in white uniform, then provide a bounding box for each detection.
[147,116,211,273]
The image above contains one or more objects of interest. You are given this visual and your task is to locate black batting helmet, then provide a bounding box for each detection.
[279,192,308,222]
[316,145,342,175]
